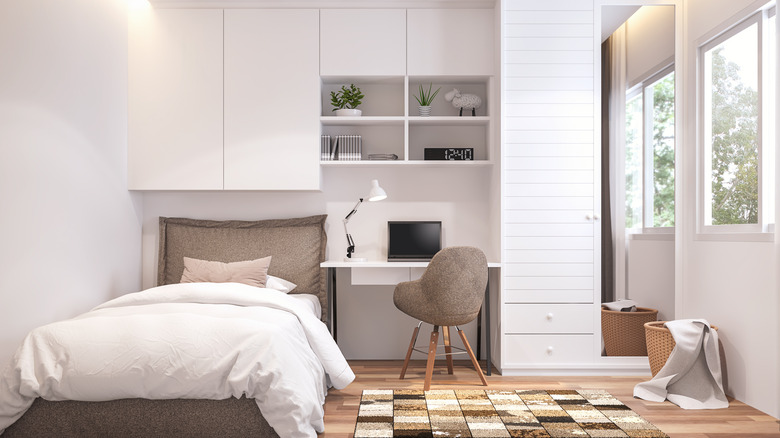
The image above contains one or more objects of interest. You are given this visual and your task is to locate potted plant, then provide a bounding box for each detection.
[413,83,440,117]
[331,84,364,116]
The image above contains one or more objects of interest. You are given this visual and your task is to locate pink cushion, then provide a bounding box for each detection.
[180,256,272,288]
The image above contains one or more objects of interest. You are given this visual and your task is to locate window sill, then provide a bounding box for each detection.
[694,232,775,243]
[627,232,674,241]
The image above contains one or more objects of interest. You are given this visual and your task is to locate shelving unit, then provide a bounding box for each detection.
[320,76,494,165]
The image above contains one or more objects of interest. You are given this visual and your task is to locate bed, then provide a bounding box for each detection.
[0,214,352,438]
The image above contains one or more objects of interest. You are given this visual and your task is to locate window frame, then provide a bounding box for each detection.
[696,8,776,238]
[624,64,676,235]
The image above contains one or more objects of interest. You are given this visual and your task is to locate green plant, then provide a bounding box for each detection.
[330,84,364,111]
[413,83,441,106]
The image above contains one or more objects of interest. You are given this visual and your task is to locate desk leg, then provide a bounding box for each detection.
[327,267,337,342]
[485,281,491,376]
[476,281,491,376]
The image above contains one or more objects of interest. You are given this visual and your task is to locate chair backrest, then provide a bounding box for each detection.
[419,246,488,326]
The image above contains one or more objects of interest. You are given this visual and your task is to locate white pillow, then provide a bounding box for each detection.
[265,275,297,293]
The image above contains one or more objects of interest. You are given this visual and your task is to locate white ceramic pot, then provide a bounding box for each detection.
[335,109,362,116]
[418,106,432,117]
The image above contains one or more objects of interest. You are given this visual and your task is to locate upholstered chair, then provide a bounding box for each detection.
[393,246,489,390]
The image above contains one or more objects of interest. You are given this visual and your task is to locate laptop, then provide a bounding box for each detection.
[387,221,442,262]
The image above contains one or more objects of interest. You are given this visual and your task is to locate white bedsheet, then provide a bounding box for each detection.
[0,282,354,437]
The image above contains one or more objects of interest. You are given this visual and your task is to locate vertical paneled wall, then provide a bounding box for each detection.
[501,0,597,370]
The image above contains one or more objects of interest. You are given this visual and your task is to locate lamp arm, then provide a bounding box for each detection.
[343,198,364,259]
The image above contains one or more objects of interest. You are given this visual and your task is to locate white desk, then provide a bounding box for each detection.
[321,261,500,375]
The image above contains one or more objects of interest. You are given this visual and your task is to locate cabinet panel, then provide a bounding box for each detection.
[320,9,406,76]
[407,9,495,76]
[503,334,595,364]
[504,304,593,333]
[224,10,320,190]
[128,9,223,190]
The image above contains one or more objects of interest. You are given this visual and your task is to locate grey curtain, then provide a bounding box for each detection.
[601,38,615,304]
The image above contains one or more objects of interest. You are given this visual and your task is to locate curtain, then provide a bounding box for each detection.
[602,27,629,304]
[601,38,614,304]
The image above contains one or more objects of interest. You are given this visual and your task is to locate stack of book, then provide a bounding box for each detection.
[321,135,362,161]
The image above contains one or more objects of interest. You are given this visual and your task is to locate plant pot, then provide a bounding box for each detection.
[335,109,362,117]
[418,106,432,117]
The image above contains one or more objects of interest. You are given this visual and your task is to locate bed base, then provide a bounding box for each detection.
[4,397,280,437]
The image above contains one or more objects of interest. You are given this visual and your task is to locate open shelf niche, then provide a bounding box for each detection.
[320,76,494,166]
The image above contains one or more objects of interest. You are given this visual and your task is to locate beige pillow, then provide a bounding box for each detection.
[180,256,272,288]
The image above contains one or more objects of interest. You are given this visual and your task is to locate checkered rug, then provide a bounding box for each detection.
[354,389,668,437]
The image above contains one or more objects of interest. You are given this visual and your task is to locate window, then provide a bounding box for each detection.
[624,67,675,232]
[699,7,775,234]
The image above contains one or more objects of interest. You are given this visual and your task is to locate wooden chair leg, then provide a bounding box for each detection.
[400,323,421,379]
[457,327,488,386]
[424,326,440,391]
[442,326,454,375]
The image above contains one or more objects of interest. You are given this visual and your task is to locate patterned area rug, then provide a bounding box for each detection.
[354,389,668,437]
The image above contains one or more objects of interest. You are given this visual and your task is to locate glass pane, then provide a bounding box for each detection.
[625,93,643,229]
[649,72,675,227]
[704,23,759,225]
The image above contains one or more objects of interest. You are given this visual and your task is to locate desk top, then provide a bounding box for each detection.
[321,260,501,268]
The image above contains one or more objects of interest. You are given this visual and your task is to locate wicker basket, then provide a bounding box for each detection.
[601,307,658,356]
[645,321,719,376]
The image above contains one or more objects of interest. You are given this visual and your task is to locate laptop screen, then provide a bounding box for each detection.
[387,221,442,261]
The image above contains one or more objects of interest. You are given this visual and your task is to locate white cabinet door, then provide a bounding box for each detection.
[128,9,223,190]
[320,9,406,76]
[224,10,320,190]
[407,9,495,76]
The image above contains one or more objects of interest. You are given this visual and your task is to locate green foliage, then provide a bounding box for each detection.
[709,48,759,225]
[624,95,643,229]
[413,83,441,106]
[330,84,364,111]
[651,73,675,227]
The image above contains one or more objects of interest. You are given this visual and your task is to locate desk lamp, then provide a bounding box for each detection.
[344,179,387,261]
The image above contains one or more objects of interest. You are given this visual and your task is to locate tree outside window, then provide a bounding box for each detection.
[703,23,759,226]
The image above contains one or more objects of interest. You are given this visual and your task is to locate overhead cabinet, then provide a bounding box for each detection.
[129,8,321,190]
[224,9,320,190]
[319,9,406,76]
[128,9,224,190]
[407,9,495,76]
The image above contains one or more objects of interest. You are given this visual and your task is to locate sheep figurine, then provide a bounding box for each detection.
[444,88,482,116]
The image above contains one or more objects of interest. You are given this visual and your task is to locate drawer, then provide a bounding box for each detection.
[503,334,595,364]
[504,304,593,334]
[504,289,593,304]
[351,267,409,285]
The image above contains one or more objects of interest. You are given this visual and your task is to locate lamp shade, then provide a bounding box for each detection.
[367,179,387,202]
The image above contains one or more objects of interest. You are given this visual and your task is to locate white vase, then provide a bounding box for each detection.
[418,106,432,117]
[335,108,362,116]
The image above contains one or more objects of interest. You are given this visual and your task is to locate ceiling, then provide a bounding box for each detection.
[601,5,641,42]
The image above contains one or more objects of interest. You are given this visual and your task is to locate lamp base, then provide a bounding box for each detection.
[344,257,367,262]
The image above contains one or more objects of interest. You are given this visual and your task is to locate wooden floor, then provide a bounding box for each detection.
[322,360,780,438]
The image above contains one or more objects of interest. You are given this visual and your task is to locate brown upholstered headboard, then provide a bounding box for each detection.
[157,215,328,320]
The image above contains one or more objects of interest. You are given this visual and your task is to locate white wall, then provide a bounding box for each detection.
[681,0,779,418]
[141,166,495,359]
[626,236,674,320]
[0,0,142,365]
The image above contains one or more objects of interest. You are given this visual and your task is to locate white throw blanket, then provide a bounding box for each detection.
[0,282,355,437]
[634,319,728,409]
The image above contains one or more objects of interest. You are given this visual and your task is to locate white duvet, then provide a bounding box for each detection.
[0,282,355,437]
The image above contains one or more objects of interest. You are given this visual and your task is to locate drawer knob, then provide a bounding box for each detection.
[546,313,554,320]
[547,346,554,355]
